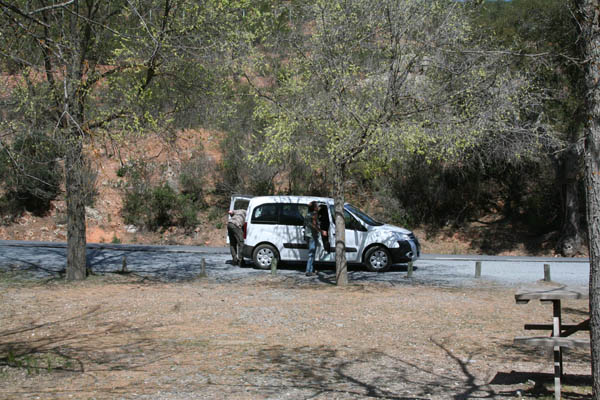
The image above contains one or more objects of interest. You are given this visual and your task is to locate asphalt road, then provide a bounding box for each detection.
[0,240,590,288]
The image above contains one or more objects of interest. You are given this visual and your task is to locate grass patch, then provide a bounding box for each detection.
[178,339,210,348]
[0,270,43,288]
[1,350,77,374]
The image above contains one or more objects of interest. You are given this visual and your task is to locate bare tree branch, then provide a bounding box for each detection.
[0,1,50,28]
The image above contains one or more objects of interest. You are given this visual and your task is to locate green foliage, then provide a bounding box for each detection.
[207,206,222,222]
[0,131,62,217]
[474,0,585,242]
[374,154,561,232]
[123,183,198,231]
[212,84,279,199]
[1,349,76,374]
[380,159,490,227]
[179,150,208,205]
[476,0,583,130]
[120,159,199,231]
[251,0,530,180]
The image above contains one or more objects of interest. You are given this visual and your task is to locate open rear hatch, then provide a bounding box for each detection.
[227,195,253,243]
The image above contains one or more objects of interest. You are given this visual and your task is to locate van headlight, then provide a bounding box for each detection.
[395,233,411,241]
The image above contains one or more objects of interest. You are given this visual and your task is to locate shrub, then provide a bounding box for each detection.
[122,181,198,231]
[78,158,99,207]
[0,131,62,216]
[179,153,208,205]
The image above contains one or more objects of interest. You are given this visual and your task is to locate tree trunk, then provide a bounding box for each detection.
[577,0,600,397]
[64,1,88,281]
[65,142,88,281]
[333,164,348,286]
[556,143,584,257]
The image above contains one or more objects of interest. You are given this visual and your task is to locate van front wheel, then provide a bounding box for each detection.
[253,244,279,270]
[364,246,391,272]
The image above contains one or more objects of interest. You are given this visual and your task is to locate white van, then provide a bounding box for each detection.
[229,195,420,272]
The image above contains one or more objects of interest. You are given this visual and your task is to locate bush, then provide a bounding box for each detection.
[0,131,63,216]
[123,184,194,231]
[373,153,561,234]
[120,156,202,232]
[122,170,198,232]
[370,157,495,228]
[179,153,208,205]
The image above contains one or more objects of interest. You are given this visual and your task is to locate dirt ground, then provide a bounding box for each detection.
[0,272,592,400]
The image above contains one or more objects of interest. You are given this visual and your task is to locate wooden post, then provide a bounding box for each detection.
[475,261,481,278]
[544,264,551,282]
[121,256,127,273]
[406,261,413,278]
[271,257,278,275]
[552,300,562,400]
[200,258,206,278]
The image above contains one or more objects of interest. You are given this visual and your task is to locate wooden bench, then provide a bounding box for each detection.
[514,286,589,400]
[514,336,590,349]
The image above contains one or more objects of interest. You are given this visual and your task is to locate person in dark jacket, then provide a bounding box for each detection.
[304,201,325,276]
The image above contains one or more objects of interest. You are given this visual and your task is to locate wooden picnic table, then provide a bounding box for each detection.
[514,286,589,400]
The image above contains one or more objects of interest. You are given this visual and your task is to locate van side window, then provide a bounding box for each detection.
[280,204,307,226]
[344,210,366,231]
[251,203,279,224]
[327,205,365,231]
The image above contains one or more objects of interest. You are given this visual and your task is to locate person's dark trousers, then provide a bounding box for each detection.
[227,222,244,265]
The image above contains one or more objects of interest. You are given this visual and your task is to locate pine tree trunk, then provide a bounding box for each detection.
[557,144,584,256]
[586,98,600,399]
[577,0,600,397]
[333,164,348,286]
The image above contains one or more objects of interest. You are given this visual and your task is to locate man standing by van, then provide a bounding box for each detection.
[228,209,246,266]
[304,201,321,276]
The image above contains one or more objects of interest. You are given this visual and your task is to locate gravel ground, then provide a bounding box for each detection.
[0,243,589,287]
[0,270,592,400]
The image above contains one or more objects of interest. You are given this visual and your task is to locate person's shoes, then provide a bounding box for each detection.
[305,272,311,276]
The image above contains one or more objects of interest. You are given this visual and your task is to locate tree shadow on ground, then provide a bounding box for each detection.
[422,219,557,256]
[242,339,518,399]
[0,305,169,377]
[490,371,591,399]
[464,221,557,256]
[491,342,591,399]
[0,247,67,278]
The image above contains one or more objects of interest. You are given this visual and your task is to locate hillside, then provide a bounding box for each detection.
[0,131,572,257]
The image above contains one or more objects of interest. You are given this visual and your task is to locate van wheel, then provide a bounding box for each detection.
[364,246,391,272]
[253,244,278,270]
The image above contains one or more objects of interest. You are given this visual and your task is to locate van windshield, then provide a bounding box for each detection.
[345,204,384,226]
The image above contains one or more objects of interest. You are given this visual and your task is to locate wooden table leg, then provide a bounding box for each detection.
[552,300,562,400]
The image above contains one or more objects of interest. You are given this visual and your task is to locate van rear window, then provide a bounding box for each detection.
[250,203,309,225]
[251,203,279,224]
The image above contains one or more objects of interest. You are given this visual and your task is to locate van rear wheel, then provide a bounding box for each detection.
[364,246,391,272]
[253,244,278,270]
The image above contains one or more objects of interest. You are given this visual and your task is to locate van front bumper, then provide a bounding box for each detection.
[390,239,420,263]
